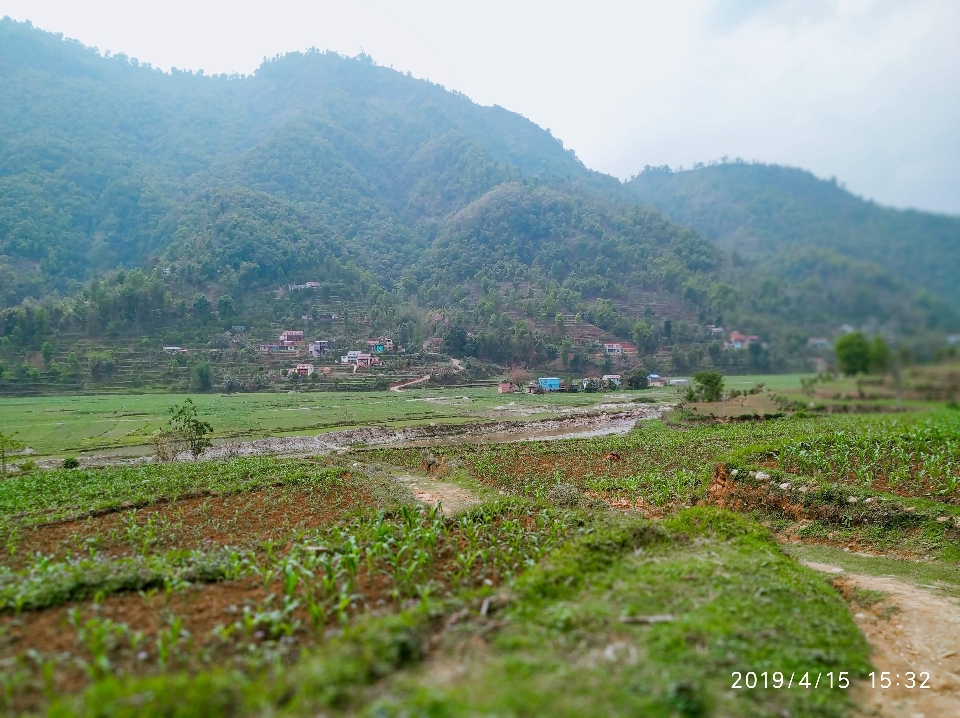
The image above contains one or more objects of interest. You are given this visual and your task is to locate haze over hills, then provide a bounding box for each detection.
[626,162,960,306]
[1,16,958,386]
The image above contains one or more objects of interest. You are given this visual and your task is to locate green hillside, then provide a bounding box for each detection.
[626,162,960,306]
[1,18,958,394]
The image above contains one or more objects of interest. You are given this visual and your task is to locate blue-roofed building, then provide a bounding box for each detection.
[537,377,562,392]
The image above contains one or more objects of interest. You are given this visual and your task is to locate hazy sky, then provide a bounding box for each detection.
[3,0,958,214]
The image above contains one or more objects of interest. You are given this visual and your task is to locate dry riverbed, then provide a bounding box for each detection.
[35,403,671,469]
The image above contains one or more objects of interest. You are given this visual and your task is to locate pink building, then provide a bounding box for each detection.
[279,330,304,343]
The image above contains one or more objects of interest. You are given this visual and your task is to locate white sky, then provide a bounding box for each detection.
[2,0,958,214]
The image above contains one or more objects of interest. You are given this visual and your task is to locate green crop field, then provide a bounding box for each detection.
[0,374,816,460]
[2,399,960,715]
[0,388,639,459]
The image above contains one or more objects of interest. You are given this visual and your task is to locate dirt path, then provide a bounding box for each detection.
[396,474,479,515]
[389,374,431,391]
[803,561,960,717]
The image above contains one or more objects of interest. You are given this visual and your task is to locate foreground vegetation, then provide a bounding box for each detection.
[2,402,959,715]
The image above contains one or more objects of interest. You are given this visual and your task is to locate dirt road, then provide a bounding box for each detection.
[804,561,960,717]
[389,375,431,391]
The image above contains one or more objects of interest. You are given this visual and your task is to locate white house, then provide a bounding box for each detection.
[294,363,315,377]
[341,351,378,367]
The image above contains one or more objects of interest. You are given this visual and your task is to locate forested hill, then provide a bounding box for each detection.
[1,16,958,374]
[0,17,613,304]
[625,163,960,306]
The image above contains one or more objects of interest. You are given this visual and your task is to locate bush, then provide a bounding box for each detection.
[191,361,213,392]
[625,367,649,390]
[687,371,724,402]
[62,457,80,469]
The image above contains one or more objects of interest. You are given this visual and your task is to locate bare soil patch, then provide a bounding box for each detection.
[8,483,375,569]
[805,562,960,717]
[397,474,479,515]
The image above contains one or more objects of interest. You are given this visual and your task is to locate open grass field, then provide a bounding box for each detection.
[0,374,822,460]
[0,387,664,459]
[3,396,960,716]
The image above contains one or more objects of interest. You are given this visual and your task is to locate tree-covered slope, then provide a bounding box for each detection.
[0,17,608,306]
[625,163,960,305]
[1,15,957,382]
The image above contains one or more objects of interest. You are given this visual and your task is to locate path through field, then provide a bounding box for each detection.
[389,374,431,391]
[397,473,479,515]
[804,561,960,717]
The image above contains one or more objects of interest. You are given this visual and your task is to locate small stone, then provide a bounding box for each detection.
[905,506,916,514]
[756,471,770,481]
[864,497,875,504]
[848,496,858,504]
[937,516,949,522]
[779,482,791,490]
[730,469,739,477]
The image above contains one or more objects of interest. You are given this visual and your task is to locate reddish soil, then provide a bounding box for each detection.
[1,502,526,712]
[806,563,960,717]
[8,483,375,569]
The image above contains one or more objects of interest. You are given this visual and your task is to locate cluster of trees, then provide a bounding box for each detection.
[834,332,895,376]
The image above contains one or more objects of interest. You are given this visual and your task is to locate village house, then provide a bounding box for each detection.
[537,377,562,392]
[258,343,279,353]
[497,381,514,394]
[308,340,329,357]
[603,343,623,355]
[162,346,186,354]
[707,324,725,336]
[647,373,665,387]
[231,325,245,333]
[294,363,315,377]
[365,338,394,352]
[727,331,760,350]
[341,350,379,368]
[602,374,622,388]
[279,330,304,343]
[808,337,829,348]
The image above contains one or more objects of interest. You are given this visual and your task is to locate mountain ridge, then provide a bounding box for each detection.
[1,17,958,382]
